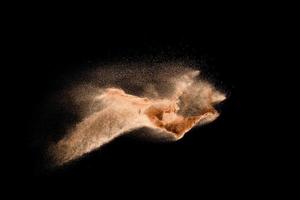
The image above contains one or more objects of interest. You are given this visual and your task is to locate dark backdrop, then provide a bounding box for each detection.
[8,10,273,194]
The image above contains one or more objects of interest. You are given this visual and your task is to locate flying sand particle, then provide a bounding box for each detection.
[49,64,226,166]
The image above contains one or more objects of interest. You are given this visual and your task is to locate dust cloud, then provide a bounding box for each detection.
[49,63,226,166]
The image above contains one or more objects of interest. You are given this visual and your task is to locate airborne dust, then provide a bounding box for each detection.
[48,63,226,166]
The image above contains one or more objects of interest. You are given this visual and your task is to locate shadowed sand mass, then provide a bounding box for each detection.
[49,65,226,166]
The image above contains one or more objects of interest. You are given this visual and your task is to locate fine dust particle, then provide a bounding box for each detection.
[49,65,226,166]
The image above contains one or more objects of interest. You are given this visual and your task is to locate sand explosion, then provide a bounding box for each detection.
[49,65,225,166]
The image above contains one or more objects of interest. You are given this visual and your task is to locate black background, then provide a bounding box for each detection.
[6,6,277,194]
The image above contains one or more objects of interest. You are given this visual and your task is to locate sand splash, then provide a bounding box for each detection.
[49,65,225,166]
